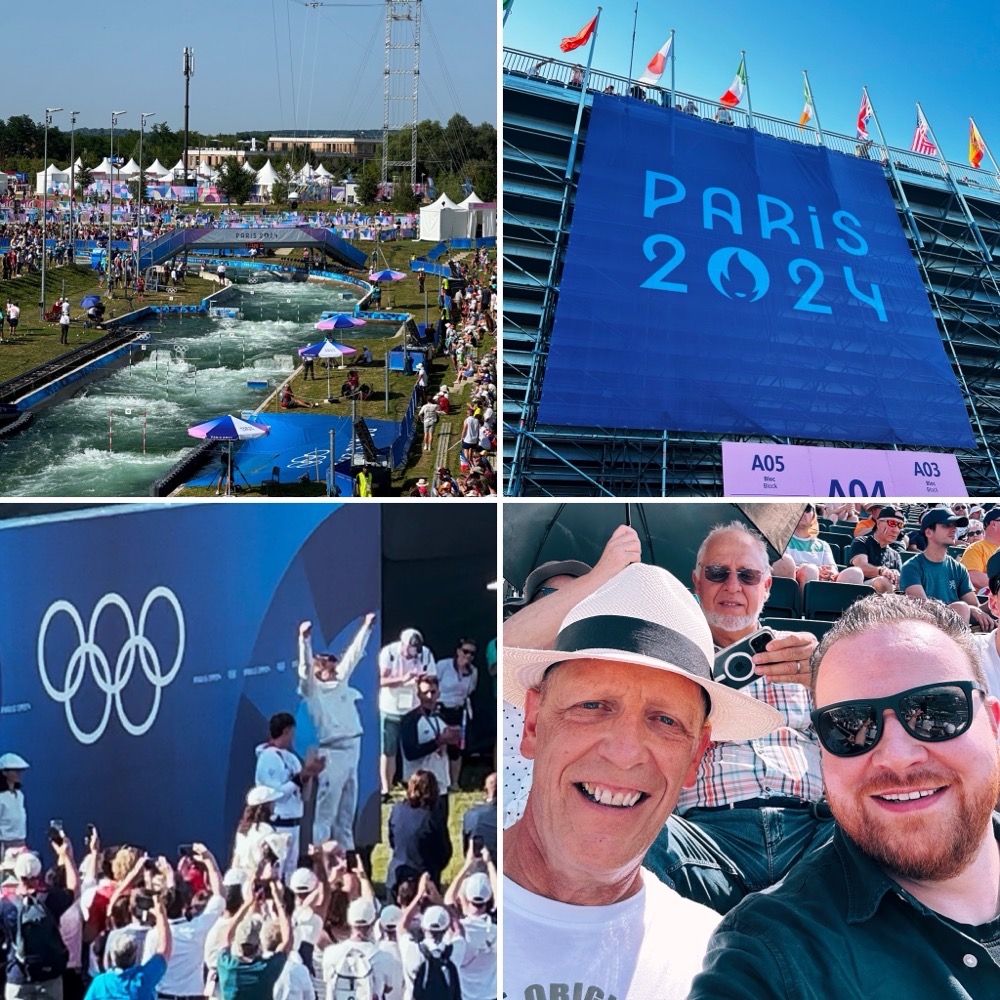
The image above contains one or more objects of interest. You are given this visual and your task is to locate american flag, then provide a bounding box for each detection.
[912,109,938,157]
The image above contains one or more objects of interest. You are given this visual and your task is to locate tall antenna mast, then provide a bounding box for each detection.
[382,1,421,186]
[182,47,195,185]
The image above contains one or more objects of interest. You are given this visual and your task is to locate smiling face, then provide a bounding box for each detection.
[693,530,772,640]
[816,621,1000,882]
[519,658,710,889]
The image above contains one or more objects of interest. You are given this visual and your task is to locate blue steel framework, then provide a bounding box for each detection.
[502,48,1000,496]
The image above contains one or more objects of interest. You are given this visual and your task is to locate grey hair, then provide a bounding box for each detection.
[694,521,772,576]
[811,593,986,692]
[108,934,140,971]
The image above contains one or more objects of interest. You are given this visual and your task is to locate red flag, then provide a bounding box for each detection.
[560,13,598,52]
[856,91,873,141]
[911,108,937,157]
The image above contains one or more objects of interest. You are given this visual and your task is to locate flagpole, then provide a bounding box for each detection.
[972,116,1000,177]
[627,2,638,91]
[803,69,824,146]
[564,8,601,181]
[866,87,923,247]
[669,28,675,109]
[743,51,753,130]
[919,102,991,257]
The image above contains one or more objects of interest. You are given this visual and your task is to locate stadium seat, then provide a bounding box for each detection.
[822,538,844,565]
[899,550,917,563]
[820,531,851,557]
[763,576,801,619]
[803,581,872,622]
[762,616,835,642]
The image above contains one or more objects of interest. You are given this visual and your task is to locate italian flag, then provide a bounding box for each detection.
[560,13,598,52]
[637,36,672,86]
[720,55,747,107]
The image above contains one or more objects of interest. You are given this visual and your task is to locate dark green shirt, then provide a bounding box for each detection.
[688,819,1000,999]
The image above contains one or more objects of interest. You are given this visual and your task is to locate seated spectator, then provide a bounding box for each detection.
[900,508,995,628]
[851,502,885,536]
[825,502,858,523]
[848,506,904,593]
[280,387,315,409]
[961,508,1000,591]
[771,504,865,592]
[972,550,1000,695]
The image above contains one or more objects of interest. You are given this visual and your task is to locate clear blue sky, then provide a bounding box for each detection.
[503,0,1000,164]
[7,0,496,136]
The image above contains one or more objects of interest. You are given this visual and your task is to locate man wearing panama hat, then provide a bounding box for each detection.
[503,562,781,1000]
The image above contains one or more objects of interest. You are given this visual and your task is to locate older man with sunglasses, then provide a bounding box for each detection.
[646,521,829,915]
[690,593,1000,998]
[847,505,905,593]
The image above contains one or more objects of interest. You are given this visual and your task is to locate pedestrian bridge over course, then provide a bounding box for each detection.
[137,227,369,272]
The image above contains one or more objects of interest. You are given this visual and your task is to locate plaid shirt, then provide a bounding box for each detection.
[677,670,823,812]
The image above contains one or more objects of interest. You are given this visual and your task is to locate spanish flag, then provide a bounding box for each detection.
[560,13,598,52]
[970,120,986,169]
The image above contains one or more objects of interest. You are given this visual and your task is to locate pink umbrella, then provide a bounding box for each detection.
[315,316,366,332]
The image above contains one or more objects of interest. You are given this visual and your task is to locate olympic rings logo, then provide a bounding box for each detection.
[37,587,185,745]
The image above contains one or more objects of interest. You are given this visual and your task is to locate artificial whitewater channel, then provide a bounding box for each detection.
[0,281,399,496]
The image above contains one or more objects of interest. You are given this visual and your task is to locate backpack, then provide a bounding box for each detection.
[331,946,375,1000]
[14,893,69,982]
[413,942,461,1000]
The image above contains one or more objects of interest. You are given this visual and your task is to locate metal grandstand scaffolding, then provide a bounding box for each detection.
[502,47,1000,496]
[381,0,421,185]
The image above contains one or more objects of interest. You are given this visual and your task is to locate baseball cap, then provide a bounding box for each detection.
[420,905,450,933]
[232,918,261,951]
[521,560,593,604]
[986,550,1000,583]
[875,507,905,522]
[984,509,1000,527]
[245,785,281,806]
[347,898,377,926]
[505,563,782,743]
[13,854,41,880]
[463,873,492,905]
[289,868,318,894]
[222,868,246,888]
[379,905,402,929]
[0,754,29,770]
[920,508,968,530]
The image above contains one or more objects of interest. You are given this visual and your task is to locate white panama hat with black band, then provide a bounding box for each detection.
[504,562,782,743]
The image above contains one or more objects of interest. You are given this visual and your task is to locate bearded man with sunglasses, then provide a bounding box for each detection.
[646,521,830,914]
[690,593,1000,998]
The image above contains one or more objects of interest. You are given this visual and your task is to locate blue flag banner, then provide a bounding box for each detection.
[0,505,381,857]
[540,96,975,448]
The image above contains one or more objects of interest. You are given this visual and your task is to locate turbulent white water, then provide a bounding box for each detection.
[0,282,399,497]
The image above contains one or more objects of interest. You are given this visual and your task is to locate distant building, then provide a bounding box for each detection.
[266,135,379,161]
[184,147,248,170]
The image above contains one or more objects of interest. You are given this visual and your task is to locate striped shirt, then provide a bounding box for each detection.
[676,666,822,811]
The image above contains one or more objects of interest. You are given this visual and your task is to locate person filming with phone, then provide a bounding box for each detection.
[645,521,832,914]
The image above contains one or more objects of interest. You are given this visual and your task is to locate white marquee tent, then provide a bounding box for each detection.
[458,190,497,238]
[418,192,465,241]
[35,163,71,194]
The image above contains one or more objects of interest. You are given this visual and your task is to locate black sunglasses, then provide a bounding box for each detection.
[811,681,986,757]
[701,564,765,586]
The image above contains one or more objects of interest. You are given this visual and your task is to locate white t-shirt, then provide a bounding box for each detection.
[0,789,27,841]
[401,712,450,791]
[398,934,466,992]
[274,950,315,1000]
[376,940,406,1000]
[503,870,719,1000]
[458,914,496,1000]
[378,637,437,717]
[143,893,225,995]
[972,632,1000,697]
[435,658,478,711]
[322,938,397,1000]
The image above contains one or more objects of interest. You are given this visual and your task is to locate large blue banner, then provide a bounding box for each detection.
[0,504,381,859]
[540,97,975,448]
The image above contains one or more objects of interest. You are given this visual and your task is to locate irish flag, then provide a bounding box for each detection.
[720,55,747,107]
[637,36,672,86]
[798,76,814,129]
[970,120,986,169]
[560,13,598,52]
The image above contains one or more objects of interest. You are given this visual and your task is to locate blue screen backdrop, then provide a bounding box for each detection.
[539,96,975,448]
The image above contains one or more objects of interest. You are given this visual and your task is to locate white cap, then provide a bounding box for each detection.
[421,905,449,933]
[0,754,29,770]
[463,873,492,905]
[222,868,246,888]
[246,785,280,806]
[289,868,319,894]
[14,854,41,880]
[378,904,402,929]
[347,898,377,926]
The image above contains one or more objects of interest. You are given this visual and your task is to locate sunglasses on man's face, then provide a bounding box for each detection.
[879,519,904,529]
[701,564,765,586]
[811,681,985,757]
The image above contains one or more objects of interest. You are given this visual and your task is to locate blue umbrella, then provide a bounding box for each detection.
[80,295,102,308]
[299,339,358,400]
[187,415,270,496]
